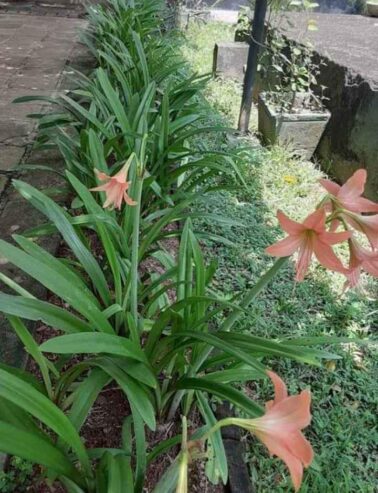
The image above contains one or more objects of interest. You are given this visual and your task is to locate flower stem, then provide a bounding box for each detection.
[199,418,235,443]
[181,415,188,450]
[129,174,143,342]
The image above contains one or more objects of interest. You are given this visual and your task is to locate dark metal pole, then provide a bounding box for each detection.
[238,0,268,133]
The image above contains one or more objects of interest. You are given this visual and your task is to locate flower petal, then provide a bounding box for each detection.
[320,230,350,246]
[94,169,110,182]
[114,160,132,182]
[303,208,326,232]
[262,390,312,432]
[344,266,362,290]
[266,236,303,257]
[103,182,123,209]
[267,370,288,405]
[124,192,137,206]
[345,213,378,249]
[296,239,313,281]
[114,188,125,210]
[90,184,109,192]
[343,196,378,214]
[319,178,340,196]
[329,219,341,232]
[313,239,348,274]
[277,210,305,235]
[363,256,378,277]
[338,169,366,201]
[254,431,304,492]
[286,431,314,468]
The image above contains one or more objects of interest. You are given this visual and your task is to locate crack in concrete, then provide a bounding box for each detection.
[0,134,32,143]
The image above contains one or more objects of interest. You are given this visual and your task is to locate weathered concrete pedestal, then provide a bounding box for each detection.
[213,42,249,81]
[258,94,331,160]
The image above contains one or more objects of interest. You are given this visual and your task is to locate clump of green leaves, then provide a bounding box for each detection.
[259,28,327,112]
[0,458,34,493]
[237,0,328,112]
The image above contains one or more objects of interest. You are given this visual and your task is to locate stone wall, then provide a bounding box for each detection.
[269,12,378,200]
[313,56,378,199]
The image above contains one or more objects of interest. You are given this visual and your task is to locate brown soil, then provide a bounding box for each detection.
[145,410,224,493]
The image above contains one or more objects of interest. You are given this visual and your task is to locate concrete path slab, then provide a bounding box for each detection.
[0,12,90,367]
[0,13,87,175]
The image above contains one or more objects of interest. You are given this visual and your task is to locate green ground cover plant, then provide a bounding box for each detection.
[0,2,376,493]
[182,19,378,492]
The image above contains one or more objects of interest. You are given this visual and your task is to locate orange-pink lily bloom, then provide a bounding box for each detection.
[320,169,378,249]
[90,164,137,210]
[345,238,378,289]
[320,169,378,214]
[266,208,350,281]
[229,371,313,491]
[342,213,378,250]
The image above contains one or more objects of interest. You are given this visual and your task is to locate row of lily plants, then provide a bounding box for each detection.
[0,0,377,491]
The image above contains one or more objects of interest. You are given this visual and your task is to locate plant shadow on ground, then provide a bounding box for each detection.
[179,20,378,493]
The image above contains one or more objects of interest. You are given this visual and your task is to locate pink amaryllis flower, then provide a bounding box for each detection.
[90,163,137,210]
[266,208,350,281]
[345,238,378,289]
[230,371,313,491]
[320,169,378,249]
[320,169,378,214]
[342,213,378,250]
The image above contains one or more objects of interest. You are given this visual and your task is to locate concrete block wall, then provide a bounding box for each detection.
[314,57,378,200]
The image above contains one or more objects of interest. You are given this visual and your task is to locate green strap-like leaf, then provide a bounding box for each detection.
[13,234,96,304]
[13,180,112,309]
[161,331,266,375]
[0,421,84,486]
[197,391,228,485]
[0,369,92,477]
[69,368,111,431]
[108,454,135,493]
[217,332,325,366]
[151,457,179,493]
[176,378,263,417]
[92,357,156,431]
[40,333,148,364]
[7,316,54,397]
[0,241,113,334]
[0,292,91,334]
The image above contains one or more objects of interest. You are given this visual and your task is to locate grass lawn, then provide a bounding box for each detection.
[180,20,378,493]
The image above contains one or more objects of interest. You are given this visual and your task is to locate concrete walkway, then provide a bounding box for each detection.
[0,13,87,194]
[0,11,89,367]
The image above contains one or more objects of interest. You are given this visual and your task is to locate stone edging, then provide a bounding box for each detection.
[216,403,256,493]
